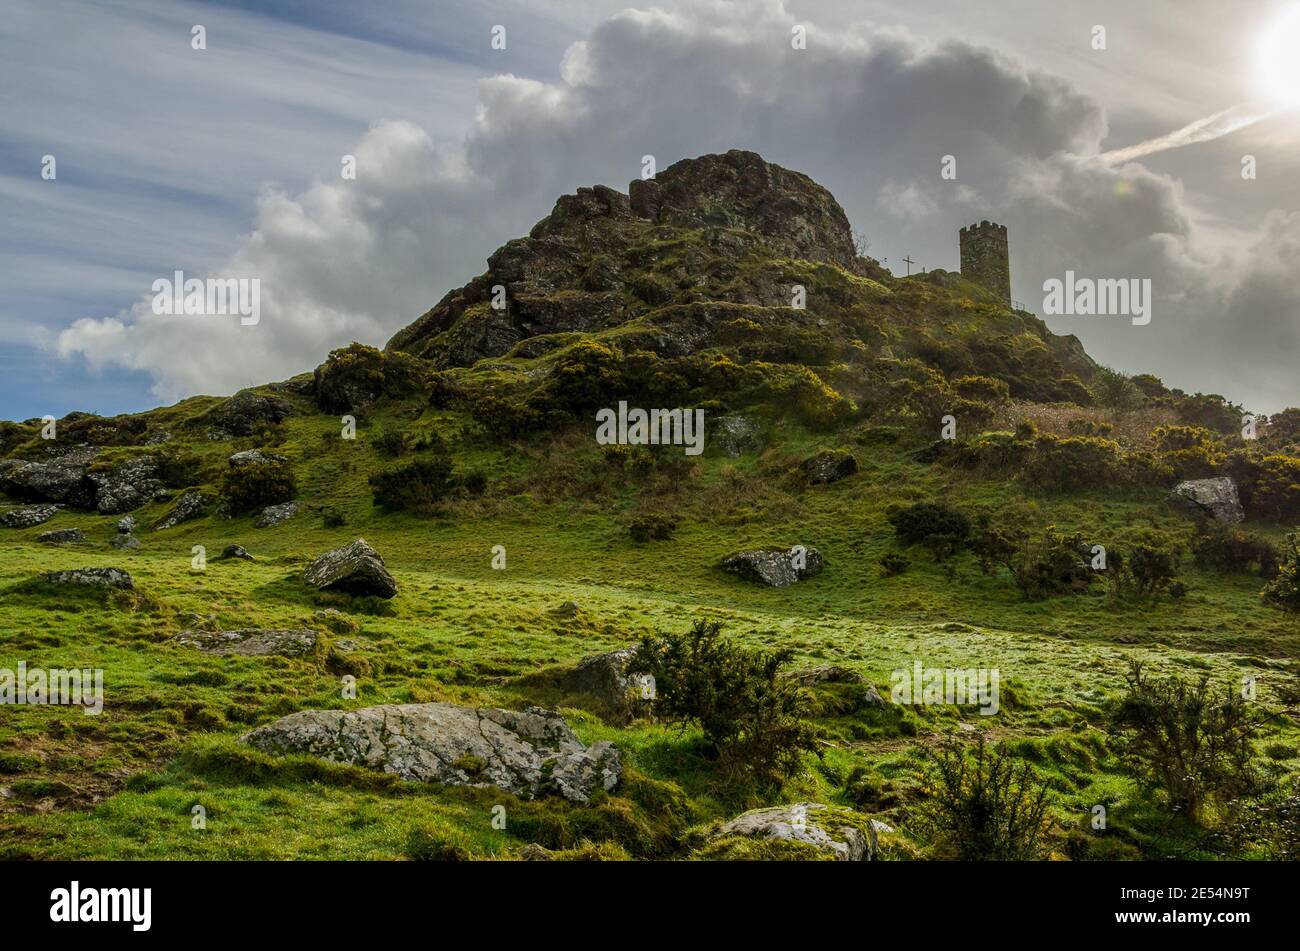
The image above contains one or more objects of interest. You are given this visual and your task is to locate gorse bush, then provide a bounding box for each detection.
[1261,533,1300,612]
[1106,543,1181,601]
[917,735,1052,860]
[627,620,818,789]
[971,525,1092,600]
[314,342,424,414]
[369,456,455,515]
[218,459,297,515]
[1192,522,1278,577]
[887,502,972,561]
[628,513,678,544]
[1109,661,1265,824]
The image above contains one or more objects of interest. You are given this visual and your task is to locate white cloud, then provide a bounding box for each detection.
[50,0,1300,412]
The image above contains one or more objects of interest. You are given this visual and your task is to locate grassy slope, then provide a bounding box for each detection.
[2,389,1298,861]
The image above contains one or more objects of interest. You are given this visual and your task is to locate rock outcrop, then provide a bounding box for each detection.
[254,500,300,528]
[0,504,60,528]
[1168,477,1245,524]
[705,803,878,861]
[42,567,134,589]
[38,528,85,545]
[557,647,653,724]
[174,628,320,658]
[801,450,858,485]
[242,703,621,803]
[202,389,292,437]
[720,545,824,587]
[303,538,398,598]
[153,490,210,531]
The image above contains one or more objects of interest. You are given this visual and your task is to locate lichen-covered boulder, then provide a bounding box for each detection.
[0,458,96,507]
[242,703,621,803]
[254,500,300,528]
[702,803,879,861]
[710,415,764,457]
[42,567,133,589]
[801,450,858,485]
[1168,477,1244,524]
[720,545,824,587]
[787,665,864,686]
[153,490,210,531]
[228,449,289,468]
[203,389,292,437]
[0,504,60,528]
[38,528,86,545]
[304,538,397,598]
[174,628,320,658]
[557,647,653,724]
[87,455,167,514]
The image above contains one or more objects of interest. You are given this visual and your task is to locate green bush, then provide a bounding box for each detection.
[879,552,910,576]
[369,456,455,515]
[1261,533,1300,612]
[1022,435,1126,492]
[314,342,423,413]
[917,735,1052,860]
[1106,543,1181,601]
[1109,661,1265,824]
[460,468,488,496]
[627,620,818,789]
[628,513,678,544]
[972,525,1092,600]
[1192,523,1278,577]
[887,502,971,561]
[218,459,297,515]
[371,427,410,457]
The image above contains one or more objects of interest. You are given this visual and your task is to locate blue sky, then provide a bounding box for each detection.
[4,0,1300,421]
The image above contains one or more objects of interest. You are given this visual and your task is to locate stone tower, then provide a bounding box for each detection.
[959,220,1010,305]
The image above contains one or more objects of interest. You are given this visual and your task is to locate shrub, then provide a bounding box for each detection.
[1192,523,1278,577]
[1261,533,1300,612]
[1152,425,1223,479]
[460,468,488,496]
[626,621,818,789]
[371,427,410,457]
[952,375,1010,404]
[1243,454,1300,521]
[369,456,455,515]
[155,449,204,488]
[628,513,678,544]
[887,502,971,561]
[1022,435,1126,492]
[1109,661,1265,824]
[879,552,910,576]
[314,343,423,414]
[1106,543,1181,601]
[972,525,1092,600]
[218,459,297,515]
[1092,366,1142,414]
[917,735,1052,860]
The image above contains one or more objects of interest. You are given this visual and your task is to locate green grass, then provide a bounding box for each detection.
[2,394,1298,860]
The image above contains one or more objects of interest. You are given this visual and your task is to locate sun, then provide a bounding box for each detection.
[1259,6,1300,106]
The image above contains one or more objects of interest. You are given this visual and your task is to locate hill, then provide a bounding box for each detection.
[2,150,1299,862]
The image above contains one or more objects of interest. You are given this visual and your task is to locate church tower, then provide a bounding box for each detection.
[959,220,1011,305]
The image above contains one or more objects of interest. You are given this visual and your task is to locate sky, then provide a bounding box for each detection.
[3,0,1300,421]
